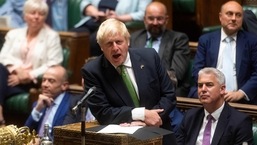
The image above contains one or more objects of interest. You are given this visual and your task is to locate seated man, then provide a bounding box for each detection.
[130,1,191,97]
[189,1,257,105]
[177,67,253,145]
[25,65,80,138]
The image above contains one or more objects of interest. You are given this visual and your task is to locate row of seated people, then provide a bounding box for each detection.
[65,17,256,145]
[0,0,257,145]
[29,2,256,144]
[0,0,151,31]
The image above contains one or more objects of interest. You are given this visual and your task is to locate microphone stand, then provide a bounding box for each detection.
[81,105,87,145]
[80,102,88,145]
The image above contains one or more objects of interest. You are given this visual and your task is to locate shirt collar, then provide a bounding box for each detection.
[113,52,132,69]
[221,28,237,42]
[122,52,132,68]
[146,32,162,41]
[53,92,65,106]
[204,102,225,121]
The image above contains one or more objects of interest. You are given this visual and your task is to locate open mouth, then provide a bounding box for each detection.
[113,54,121,59]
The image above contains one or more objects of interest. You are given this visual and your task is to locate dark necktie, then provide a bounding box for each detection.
[119,65,139,107]
[202,114,214,145]
[222,37,234,91]
[147,37,156,48]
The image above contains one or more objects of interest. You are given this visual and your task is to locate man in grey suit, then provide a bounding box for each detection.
[130,1,191,97]
[82,18,177,145]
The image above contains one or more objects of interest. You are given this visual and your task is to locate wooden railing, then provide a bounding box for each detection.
[177,97,257,122]
[69,84,257,122]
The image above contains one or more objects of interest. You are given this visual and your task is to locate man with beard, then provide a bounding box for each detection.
[130,1,190,97]
[25,65,80,139]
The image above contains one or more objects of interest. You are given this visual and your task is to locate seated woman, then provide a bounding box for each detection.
[0,0,63,125]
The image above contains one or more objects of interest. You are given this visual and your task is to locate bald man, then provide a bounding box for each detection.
[189,1,257,105]
[130,1,191,97]
[130,1,188,137]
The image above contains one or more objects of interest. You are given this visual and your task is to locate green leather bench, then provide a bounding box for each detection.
[173,0,195,14]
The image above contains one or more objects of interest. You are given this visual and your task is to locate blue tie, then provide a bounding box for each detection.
[222,37,235,91]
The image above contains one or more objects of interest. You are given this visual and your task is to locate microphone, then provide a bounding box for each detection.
[72,86,96,113]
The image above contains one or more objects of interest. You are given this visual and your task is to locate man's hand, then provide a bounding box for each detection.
[35,94,54,112]
[144,109,163,127]
[120,121,146,127]
[224,90,244,102]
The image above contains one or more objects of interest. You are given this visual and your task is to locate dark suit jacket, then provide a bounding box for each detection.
[176,103,253,145]
[130,29,190,97]
[189,30,257,104]
[243,10,257,36]
[25,92,79,137]
[81,48,176,131]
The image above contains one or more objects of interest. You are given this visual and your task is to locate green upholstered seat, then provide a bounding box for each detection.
[173,0,195,14]
[5,93,30,114]
[68,0,82,29]
[0,0,6,6]
[202,25,221,34]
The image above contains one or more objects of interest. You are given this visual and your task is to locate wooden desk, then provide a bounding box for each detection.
[54,122,162,145]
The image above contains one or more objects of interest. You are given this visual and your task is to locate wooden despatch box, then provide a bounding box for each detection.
[53,122,163,145]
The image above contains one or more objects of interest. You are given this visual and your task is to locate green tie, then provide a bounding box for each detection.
[147,37,154,48]
[119,65,139,107]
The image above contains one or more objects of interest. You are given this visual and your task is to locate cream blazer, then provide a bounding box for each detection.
[0,25,63,78]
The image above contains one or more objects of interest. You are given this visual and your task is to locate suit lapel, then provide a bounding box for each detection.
[158,30,170,59]
[212,103,230,145]
[136,31,147,48]
[210,31,221,67]
[103,57,135,106]
[191,110,205,143]
[129,50,154,107]
[52,92,70,126]
[235,31,244,77]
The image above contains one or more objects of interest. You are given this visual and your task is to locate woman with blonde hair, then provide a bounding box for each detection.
[0,0,63,125]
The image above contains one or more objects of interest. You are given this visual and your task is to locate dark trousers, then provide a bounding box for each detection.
[0,63,35,105]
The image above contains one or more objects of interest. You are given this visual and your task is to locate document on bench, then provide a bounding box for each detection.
[97,124,143,134]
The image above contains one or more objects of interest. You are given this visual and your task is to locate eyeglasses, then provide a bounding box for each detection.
[146,16,166,22]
